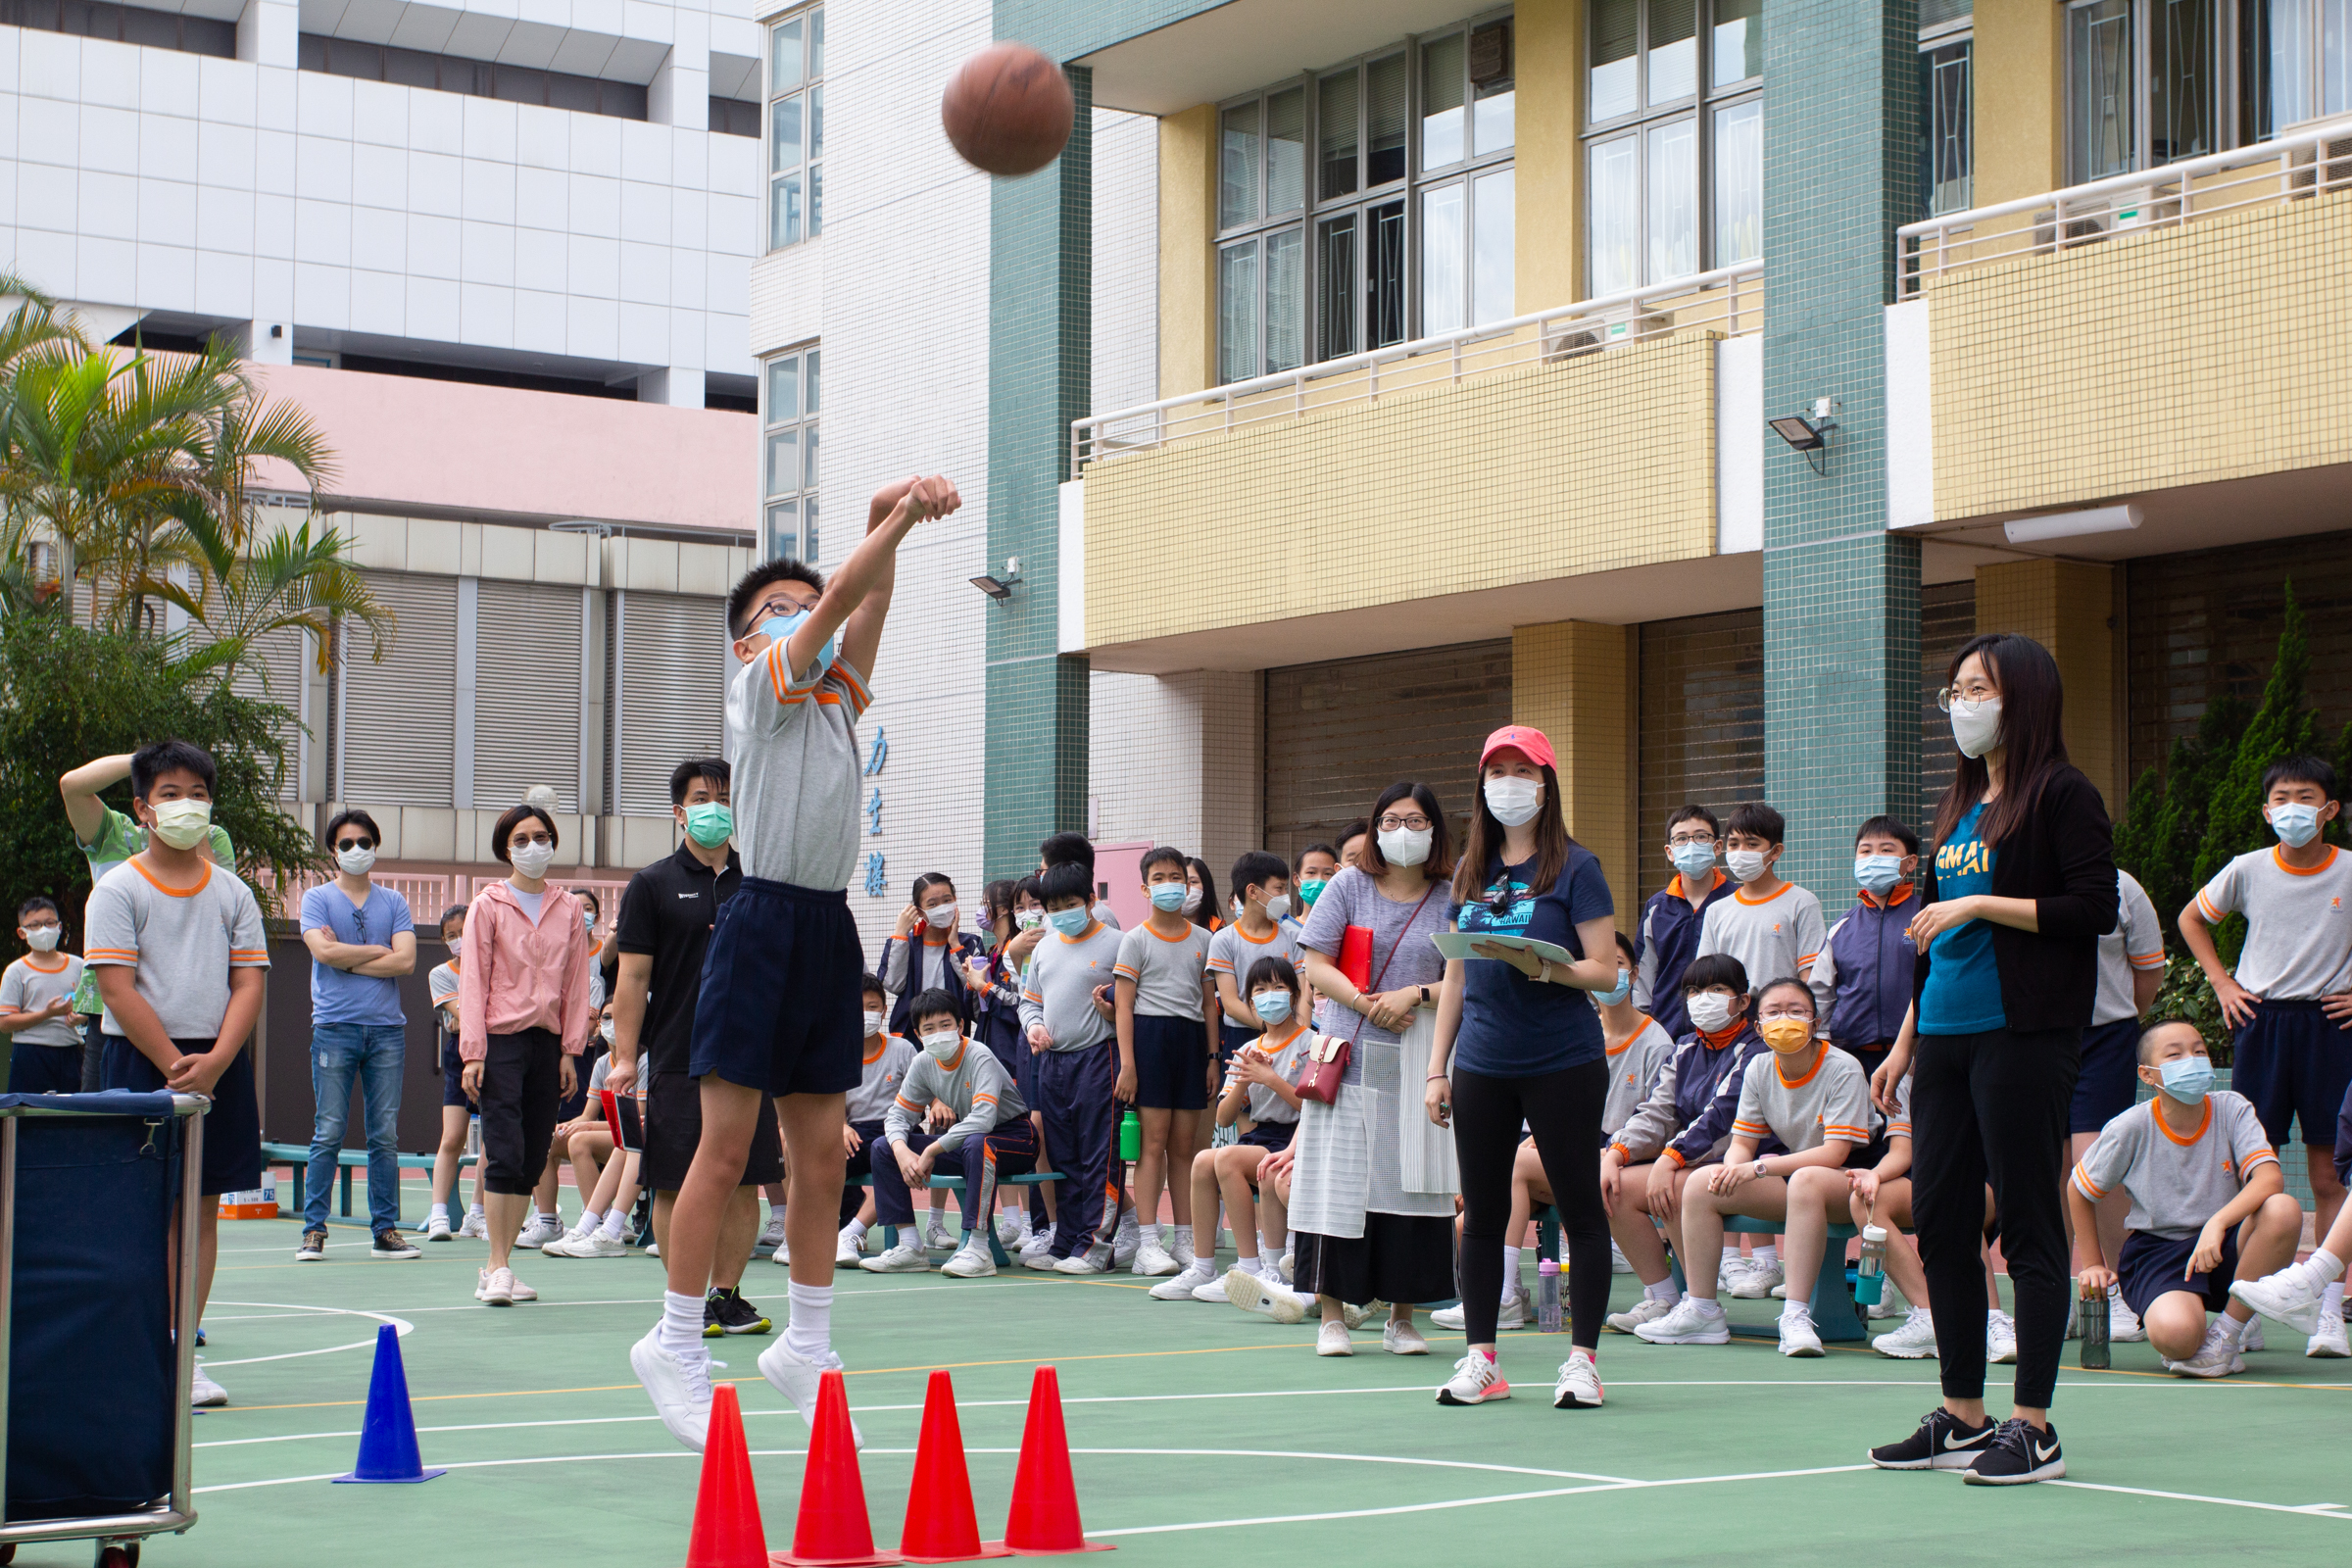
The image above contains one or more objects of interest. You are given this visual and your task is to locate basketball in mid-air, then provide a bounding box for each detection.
[941,42,1074,177]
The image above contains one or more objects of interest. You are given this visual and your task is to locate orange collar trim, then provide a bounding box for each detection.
[1236,922,1281,946]
[1859,883,1917,910]
[1605,1014,1657,1056]
[20,954,70,974]
[2153,1095,2213,1146]
[1734,881,1792,906]
[1775,1050,1826,1089]
[129,859,212,899]
[2273,845,2340,877]
[1696,1021,1745,1050]
[1668,869,1729,904]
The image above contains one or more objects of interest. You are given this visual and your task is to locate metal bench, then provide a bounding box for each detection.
[261,1141,476,1229]
[1533,1205,1868,1342]
[880,1169,1061,1267]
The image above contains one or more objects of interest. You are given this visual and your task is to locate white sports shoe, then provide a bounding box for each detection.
[2230,1264,2326,1337]
[2110,1284,2147,1342]
[190,1367,227,1407]
[1552,1348,1604,1409]
[632,1326,713,1450]
[996,1210,1026,1248]
[1277,1251,1294,1284]
[2166,1319,2246,1378]
[1779,1304,1825,1357]
[755,1215,787,1255]
[1605,1295,1676,1335]
[2308,1307,2349,1358]
[922,1217,955,1251]
[1315,1319,1354,1356]
[1634,1297,1730,1345]
[1112,1213,1142,1271]
[1433,1285,1530,1333]
[1435,1352,1509,1405]
[506,1273,537,1301]
[1718,1255,1756,1294]
[1610,1241,1631,1274]
[424,1213,453,1242]
[1730,1258,1785,1298]
[1193,1276,1236,1302]
[758,1339,862,1448]
[514,1215,564,1250]
[2236,1315,2266,1352]
[544,1230,627,1258]
[1017,1225,1057,1266]
[942,1239,997,1278]
[859,1241,932,1274]
[1150,1261,1217,1300]
[1873,1304,1937,1359]
[476,1266,515,1305]
[1133,1242,1180,1277]
[1340,1298,1383,1331]
[1986,1308,2020,1365]
[1054,1249,1110,1275]
[1226,1268,1308,1324]
[1383,1319,1430,1355]
[457,1209,489,1240]
[835,1227,864,1266]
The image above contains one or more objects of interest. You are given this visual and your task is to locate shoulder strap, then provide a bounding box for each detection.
[1349,882,1442,1048]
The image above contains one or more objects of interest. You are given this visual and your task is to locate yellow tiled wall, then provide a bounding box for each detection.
[1084,332,1718,647]
[1970,0,2062,208]
[1510,620,1637,906]
[1931,194,2352,520]
[1159,105,1218,399]
[1515,0,1583,312]
[1972,559,2121,810]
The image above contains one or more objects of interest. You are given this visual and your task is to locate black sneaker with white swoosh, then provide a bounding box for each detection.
[1868,1406,1998,1470]
[1963,1418,2064,1485]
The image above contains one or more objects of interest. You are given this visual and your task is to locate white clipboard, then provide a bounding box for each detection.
[1429,930,1579,967]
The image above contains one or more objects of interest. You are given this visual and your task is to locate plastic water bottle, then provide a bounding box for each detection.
[2079,1282,2110,1369]
[1118,1109,1141,1162]
[1854,1224,1888,1306]
[1537,1258,1563,1333]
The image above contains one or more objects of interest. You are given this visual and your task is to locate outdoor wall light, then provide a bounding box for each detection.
[2002,503,2142,545]
[1770,399,1839,475]
[971,556,1022,601]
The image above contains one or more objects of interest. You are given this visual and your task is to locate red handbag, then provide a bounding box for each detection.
[1298,885,1440,1105]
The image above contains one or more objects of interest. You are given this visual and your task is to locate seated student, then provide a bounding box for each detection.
[2,896,86,1094]
[973,875,1060,1260]
[425,905,487,1242]
[1853,1073,2013,1365]
[1808,816,1922,1082]
[2232,1090,2352,1338]
[1599,955,1766,1334]
[1155,956,1311,1308]
[2072,1020,2301,1377]
[862,988,1037,1278]
[834,973,916,1266]
[1436,932,1673,1333]
[1636,978,1872,1352]
[541,1003,618,1250]
[545,1124,650,1262]
[1019,860,1125,1272]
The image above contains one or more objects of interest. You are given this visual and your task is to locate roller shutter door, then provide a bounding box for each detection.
[1637,610,1763,868]
[339,571,458,808]
[613,590,728,814]
[1263,640,1513,863]
[473,579,582,810]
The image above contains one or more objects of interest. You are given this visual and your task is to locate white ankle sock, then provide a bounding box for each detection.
[466,1203,485,1219]
[1172,1225,1192,1253]
[1500,1245,1522,1283]
[2311,1248,2348,1284]
[430,1202,449,1220]
[1237,1254,1264,1278]
[2324,1280,2346,1314]
[1721,1244,1740,1265]
[1754,1245,1778,1266]
[1138,1221,1159,1247]
[843,1218,867,1242]
[1646,1278,1678,1302]
[660,1290,704,1356]
[1689,1295,1724,1315]
[600,1210,628,1239]
[784,1281,833,1360]
[578,1209,602,1233]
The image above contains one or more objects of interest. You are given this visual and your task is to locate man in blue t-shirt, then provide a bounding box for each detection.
[296,808,419,1261]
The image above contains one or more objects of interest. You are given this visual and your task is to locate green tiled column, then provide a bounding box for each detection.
[1760,0,1926,891]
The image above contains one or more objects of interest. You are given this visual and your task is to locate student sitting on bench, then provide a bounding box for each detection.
[860,988,1037,1279]
[1850,1071,2013,1365]
[1636,977,1873,1355]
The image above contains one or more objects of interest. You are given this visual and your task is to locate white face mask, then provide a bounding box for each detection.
[924,903,958,932]
[446,935,465,956]
[1263,893,1292,922]
[1015,909,1044,931]
[336,844,377,876]
[148,798,213,852]
[510,841,556,879]
[24,926,61,953]
[1378,826,1434,866]
[1483,776,1544,828]
[1180,885,1203,915]
[1687,992,1737,1034]
[862,1008,886,1037]
[1725,849,1768,883]
[1949,696,2002,760]
[599,1018,615,1044]
[920,1029,961,1062]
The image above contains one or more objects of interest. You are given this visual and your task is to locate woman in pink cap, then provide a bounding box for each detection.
[1425,724,1622,1412]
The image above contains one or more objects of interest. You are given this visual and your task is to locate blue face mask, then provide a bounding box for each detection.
[1669,841,1717,881]
[1593,967,1633,1006]
[1149,883,1188,912]
[2270,802,2325,850]
[1855,854,1906,896]
[2158,1054,2216,1103]
[1252,992,1293,1023]
[1047,906,1092,937]
[757,608,835,680]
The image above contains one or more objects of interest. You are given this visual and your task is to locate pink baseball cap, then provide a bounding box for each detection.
[1480,724,1556,770]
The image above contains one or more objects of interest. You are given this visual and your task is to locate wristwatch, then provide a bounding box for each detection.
[1417,985,1432,1005]
[1753,1158,1769,1179]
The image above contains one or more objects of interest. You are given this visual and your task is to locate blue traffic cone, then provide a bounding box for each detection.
[335,1323,446,1485]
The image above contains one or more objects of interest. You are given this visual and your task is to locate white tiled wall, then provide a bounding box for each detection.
[1090,669,1264,886]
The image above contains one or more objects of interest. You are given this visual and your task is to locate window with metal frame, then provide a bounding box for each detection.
[1585,0,1762,297]
[1920,11,1974,217]
[762,346,820,562]
[1215,12,1516,385]
[2240,0,2352,140]
[766,5,824,252]
[2065,0,2226,183]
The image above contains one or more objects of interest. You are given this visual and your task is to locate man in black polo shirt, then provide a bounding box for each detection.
[608,757,784,1336]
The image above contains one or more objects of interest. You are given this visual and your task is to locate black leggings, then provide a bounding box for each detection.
[1451,1059,1609,1350]
[1910,1026,2080,1410]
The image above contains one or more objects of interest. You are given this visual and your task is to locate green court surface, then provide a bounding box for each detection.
[42,1213,2352,1567]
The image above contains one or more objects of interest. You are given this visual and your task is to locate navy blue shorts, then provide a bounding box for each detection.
[1238,1119,1295,1153]
[103,1036,263,1197]
[2116,1227,2239,1321]
[440,1034,469,1108]
[1132,1011,1209,1110]
[2230,1000,2352,1147]
[689,877,863,1098]
[1218,1019,1253,1068]
[8,1044,80,1096]
[2072,1017,2143,1134]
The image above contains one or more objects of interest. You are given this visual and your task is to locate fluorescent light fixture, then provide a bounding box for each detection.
[971,556,1023,602]
[2002,503,2142,545]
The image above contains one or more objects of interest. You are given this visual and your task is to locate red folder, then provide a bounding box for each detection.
[1338,924,1375,992]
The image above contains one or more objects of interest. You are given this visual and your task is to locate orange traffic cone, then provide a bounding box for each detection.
[771,1371,902,1568]
[684,1385,767,1568]
[898,1371,1010,1563]
[989,1367,1112,1556]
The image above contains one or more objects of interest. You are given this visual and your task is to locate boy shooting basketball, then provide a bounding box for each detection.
[633,473,961,1449]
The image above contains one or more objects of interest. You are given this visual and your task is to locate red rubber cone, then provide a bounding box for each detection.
[685,1384,768,1568]
[771,1371,902,1568]
[989,1367,1112,1555]
[898,1371,1010,1563]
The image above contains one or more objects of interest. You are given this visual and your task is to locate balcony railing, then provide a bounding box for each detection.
[252,867,635,923]
[1071,261,1764,478]
[1898,116,2352,294]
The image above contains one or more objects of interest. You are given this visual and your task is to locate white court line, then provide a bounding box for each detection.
[201,1301,413,1368]
[2047,1480,2352,1518]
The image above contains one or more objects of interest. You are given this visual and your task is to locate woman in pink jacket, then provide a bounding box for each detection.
[459,803,594,1305]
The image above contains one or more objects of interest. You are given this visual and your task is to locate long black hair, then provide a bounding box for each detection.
[1933,631,2071,849]
[1184,857,1221,931]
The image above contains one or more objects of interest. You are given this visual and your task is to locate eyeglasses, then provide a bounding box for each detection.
[1486,878,1518,918]
[1667,832,1716,849]
[1936,683,1998,710]
[335,838,374,853]
[1376,814,1433,832]
[512,832,554,848]
[752,594,815,625]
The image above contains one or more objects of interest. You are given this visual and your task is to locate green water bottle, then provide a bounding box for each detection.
[1118,1109,1141,1162]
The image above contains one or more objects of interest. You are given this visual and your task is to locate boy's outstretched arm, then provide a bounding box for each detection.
[794,475,961,681]
[59,754,134,847]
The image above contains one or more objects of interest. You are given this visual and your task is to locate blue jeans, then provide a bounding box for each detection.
[305,1023,408,1234]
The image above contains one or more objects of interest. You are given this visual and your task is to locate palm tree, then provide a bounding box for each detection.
[171,509,393,689]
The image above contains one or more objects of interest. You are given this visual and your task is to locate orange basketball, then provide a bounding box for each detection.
[941,42,1074,177]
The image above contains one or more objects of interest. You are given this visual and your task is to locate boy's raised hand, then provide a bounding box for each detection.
[900,474,962,524]
[2213,971,2261,1030]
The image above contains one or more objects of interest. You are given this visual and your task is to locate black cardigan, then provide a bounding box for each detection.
[1912,765,2120,1034]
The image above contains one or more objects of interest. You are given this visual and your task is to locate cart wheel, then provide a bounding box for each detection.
[0,1542,16,1563]
[95,1544,138,1568]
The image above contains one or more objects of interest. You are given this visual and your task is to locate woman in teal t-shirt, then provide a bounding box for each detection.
[1866,635,2119,1488]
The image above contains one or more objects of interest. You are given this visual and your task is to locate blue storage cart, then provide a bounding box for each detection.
[0,1092,206,1567]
